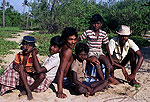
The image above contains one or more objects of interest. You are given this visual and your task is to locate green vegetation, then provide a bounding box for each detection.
[31,32,60,55]
[0,66,5,76]
[0,27,22,38]
[0,27,21,55]
[0,39,18,55]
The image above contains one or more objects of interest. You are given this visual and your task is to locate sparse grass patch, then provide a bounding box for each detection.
[31,32,60,55]
[0,27,22,38]
[0,66,6,76]
[0,38,18,55]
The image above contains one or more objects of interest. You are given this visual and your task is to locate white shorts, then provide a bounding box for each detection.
[88,51,104,59]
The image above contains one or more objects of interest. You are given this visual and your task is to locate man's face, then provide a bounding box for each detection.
[119,35,129,46]
[77,51,88,62]
[66,35,77,49]
[92,21,102,31]
[49,45,60,55]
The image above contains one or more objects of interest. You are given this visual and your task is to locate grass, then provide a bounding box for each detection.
[0,66,5,76]
[0,27,21,55]
[0,27,23,38]
[31,32,60,56]
[0,27,21,75]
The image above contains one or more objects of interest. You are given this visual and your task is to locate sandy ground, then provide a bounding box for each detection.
[0,31,150,102]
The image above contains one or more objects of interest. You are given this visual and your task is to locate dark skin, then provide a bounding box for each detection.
[72,51,108,97]
[108,35,144,84]
[78,21,112,81]
[13,45,45,100]
[57,35,76,98]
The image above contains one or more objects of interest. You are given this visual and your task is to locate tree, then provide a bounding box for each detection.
[26,0,32,29]
[2,0,5,28]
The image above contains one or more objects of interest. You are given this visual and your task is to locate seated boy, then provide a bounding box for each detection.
[0,36,64,100]
[71,43,108,97]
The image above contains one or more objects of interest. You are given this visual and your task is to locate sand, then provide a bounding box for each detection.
[0,31,150,102]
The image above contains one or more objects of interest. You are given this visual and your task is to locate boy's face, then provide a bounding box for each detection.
[77,51,88,62]
[93,21,102,31]
[49,45,60,55]
[66,35,77,49]
[22,44,33,53]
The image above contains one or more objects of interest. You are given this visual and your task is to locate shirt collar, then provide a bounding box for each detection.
[116,37,129,47]
[92,29,101,35]
[49,53,59,58]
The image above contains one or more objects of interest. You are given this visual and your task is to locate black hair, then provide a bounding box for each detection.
[50,36,64,48]
[61,27,78,41]
[75,43,89,55]
[90,14,103,24]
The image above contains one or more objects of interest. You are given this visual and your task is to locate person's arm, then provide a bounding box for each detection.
[32,48,47,73]
[72,71,91,92]
[127,50,144,81]
[113,62,129,80]
[104,43,116,65]
[87,56,100,65]
[57,49,72,98]
[13,62,22,72]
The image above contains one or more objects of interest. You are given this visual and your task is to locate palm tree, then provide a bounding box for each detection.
[2,0,5,28]
[26,0,32,29]
[23,0,28,14]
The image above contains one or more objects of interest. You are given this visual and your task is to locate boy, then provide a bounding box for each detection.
[0,36,45,100]
[0,36,64,100]
[78,14,112,82]
[71,43,108,97]
[57,27,78,98]
[108,25,144,86]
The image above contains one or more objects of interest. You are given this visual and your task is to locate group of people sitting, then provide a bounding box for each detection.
[0,14,144,100]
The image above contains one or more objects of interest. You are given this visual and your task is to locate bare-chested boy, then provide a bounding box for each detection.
[57,27,78,98]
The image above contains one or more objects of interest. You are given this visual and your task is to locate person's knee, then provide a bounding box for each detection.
[39,73,46,81]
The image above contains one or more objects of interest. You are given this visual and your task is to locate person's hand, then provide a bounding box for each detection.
[87,56,100,65]
[127,74,136,82]
[111,59,118,66]
[13,64,24,72]
[57,92,67,98]
[121,67,129,80]
[29,67,36,73]
[32,48,38,55]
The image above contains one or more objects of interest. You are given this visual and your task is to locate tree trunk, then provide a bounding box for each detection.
[26,0,32,29]
[3,0,5,28]
[48,0,58,34]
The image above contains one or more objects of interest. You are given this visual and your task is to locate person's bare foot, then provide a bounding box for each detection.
[27,91,33,100]
[85,92,90,97]
[18,90,26,97]
[109,77,120,85]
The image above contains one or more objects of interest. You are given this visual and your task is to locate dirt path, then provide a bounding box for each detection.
[0,31,47,68]
[0,31,150,102]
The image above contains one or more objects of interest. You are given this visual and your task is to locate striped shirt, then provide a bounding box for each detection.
[80,29,109,52]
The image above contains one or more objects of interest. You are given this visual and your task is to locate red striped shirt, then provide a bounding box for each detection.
[80,29,109,52]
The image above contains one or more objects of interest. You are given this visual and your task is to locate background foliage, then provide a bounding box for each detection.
[0,0,150,36]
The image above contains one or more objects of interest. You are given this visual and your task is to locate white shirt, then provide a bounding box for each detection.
[109,37,139,63]
[43,53,60,81]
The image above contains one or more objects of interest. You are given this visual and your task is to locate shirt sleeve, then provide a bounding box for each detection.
[14,53,20,64]
[108,38,115,55]
[129,39,139,52]
[80,31,87,40]
[102,33,109,44]
[43,56,60,71]
[71,60,78,72]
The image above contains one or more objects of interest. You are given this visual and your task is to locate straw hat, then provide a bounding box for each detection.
[116,25,132,36]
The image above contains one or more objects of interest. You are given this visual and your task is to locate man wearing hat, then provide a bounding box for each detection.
[108,25,144,86]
